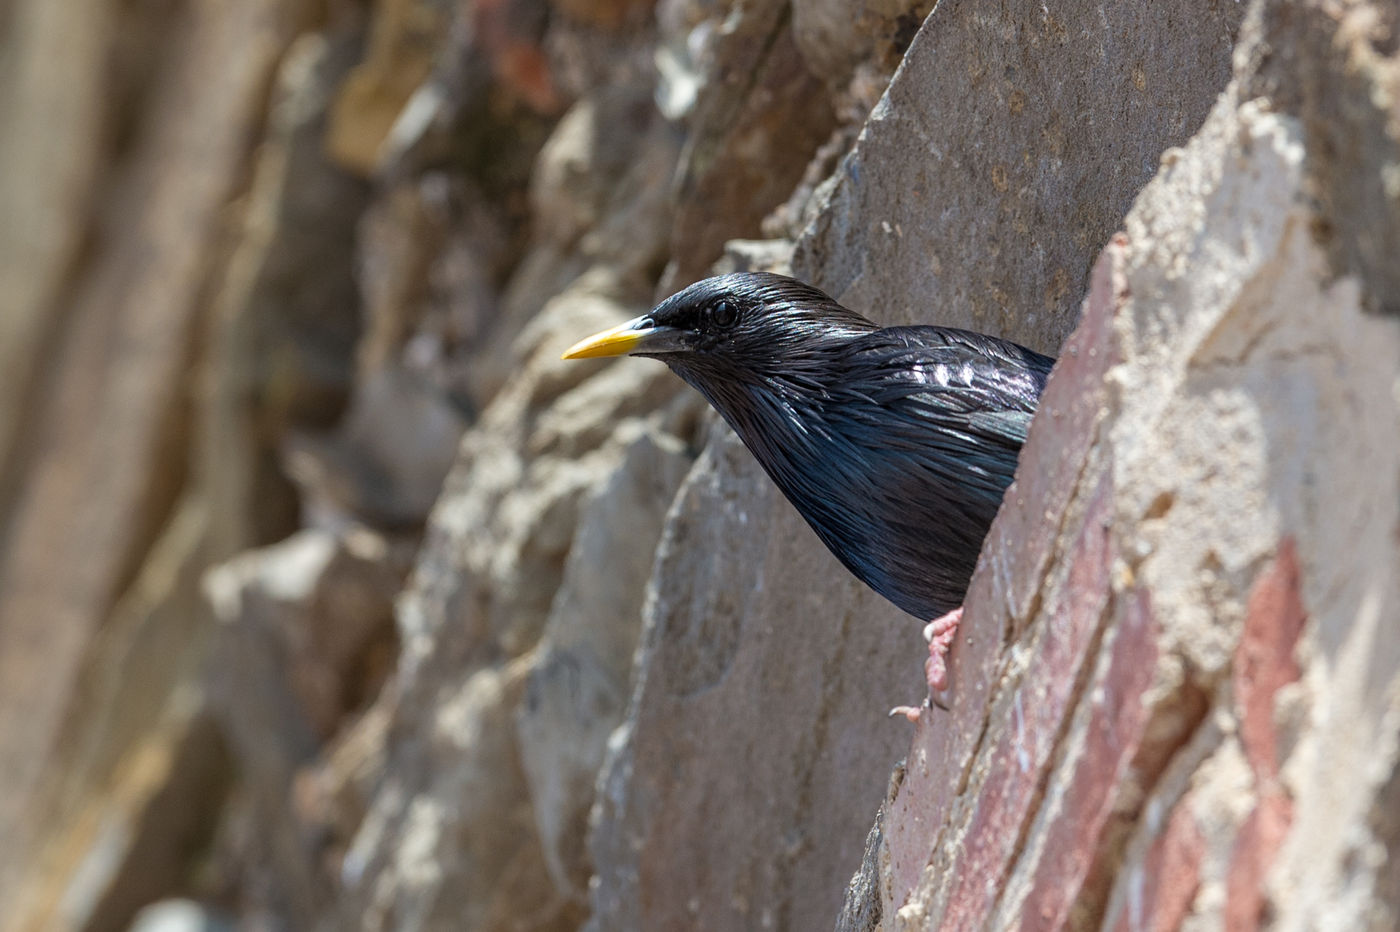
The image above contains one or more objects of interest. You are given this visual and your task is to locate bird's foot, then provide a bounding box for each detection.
[888,700,935,722]
[889,606,964,723]
[922,606,963,693]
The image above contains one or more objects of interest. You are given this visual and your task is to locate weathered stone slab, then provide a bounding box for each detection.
[794,0,1244,352]
[594,3,1243,928]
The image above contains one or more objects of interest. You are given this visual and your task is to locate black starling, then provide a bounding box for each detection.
[562,272,1055,711]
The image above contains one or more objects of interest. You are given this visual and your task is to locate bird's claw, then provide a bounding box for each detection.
[923,606,963,692]
[888,692,950,723]
[888,700,928,722]
[893,607,963,723]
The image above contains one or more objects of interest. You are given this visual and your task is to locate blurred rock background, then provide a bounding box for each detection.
[0,0,1397,930]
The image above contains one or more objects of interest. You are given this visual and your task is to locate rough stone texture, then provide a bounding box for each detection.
[3,0,1397,929]
[1248,0,1400,316]
[0,0,314,922]
[861,5,1400,929]
[516,427,694,900]
[659,0,838,290]
[330,282,696,929]
[588,428,915,931]
[795,0,1244,351]
[203,27,370,552]
[589,2,1243,929]
[204,526,409,914]
[837,793,893,932]
[0,0,108,488]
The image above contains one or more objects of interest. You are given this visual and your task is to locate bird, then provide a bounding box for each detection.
[561,272,1055,716]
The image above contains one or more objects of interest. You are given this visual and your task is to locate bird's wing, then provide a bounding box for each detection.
[827,326,1055,489]
[966,408,1038,447]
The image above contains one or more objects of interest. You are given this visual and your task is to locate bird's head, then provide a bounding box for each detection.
[560,272,879,389]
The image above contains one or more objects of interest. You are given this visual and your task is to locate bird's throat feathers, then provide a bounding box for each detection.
[667,348,844,477]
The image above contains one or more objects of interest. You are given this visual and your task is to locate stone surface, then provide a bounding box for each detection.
[0,0,312,919]
[659,0,837,290]
[589,429,916,931]
[128,900,235,932]
[790,0,930,85]
[3,0,1399,928]
[868,6,1400,928]
[468,82,681,403]
[326,0,452,174]
[0,0,108,487]
[203,28,370,551]
[1248,0,1400,316]
[206,526,407,737]
[793,0,1245,352]
[587,2,1244,928]
[516,425,693,899]
[5,502,228,932]
[335,285,694,930]
[835,805,890,932]
[204,524,410,925]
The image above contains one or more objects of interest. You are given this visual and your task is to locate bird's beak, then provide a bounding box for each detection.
[560,314,689,360]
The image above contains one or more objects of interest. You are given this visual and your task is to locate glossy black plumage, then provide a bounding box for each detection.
[572,272,1055,621]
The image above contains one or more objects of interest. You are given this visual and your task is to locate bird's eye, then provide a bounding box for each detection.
[710,301,737,328]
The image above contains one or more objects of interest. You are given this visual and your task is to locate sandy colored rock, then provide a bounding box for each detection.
[206,528,407,740]
[3,502,231,932]
[516,424,693,899]
[467,82,681,400]
[203,29,370,551]
[0,0,108,483]
[660,0,837,289]
[203,526,410,923]
[0,0,310,915]
[286,366,468,527]
[336,284,693,929]
[326,0,451,174]
[530,86,679,268]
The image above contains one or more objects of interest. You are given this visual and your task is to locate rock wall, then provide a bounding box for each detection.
[0,0,1395,931]
[843,4,1400,929]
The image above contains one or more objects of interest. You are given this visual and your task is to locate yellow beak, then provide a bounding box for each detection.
[561,315,687,360]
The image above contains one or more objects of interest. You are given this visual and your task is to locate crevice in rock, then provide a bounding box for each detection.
[1072,670,1214,930]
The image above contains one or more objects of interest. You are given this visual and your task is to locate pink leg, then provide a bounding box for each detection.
[889,606,964,722]
[922,606,963,693]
